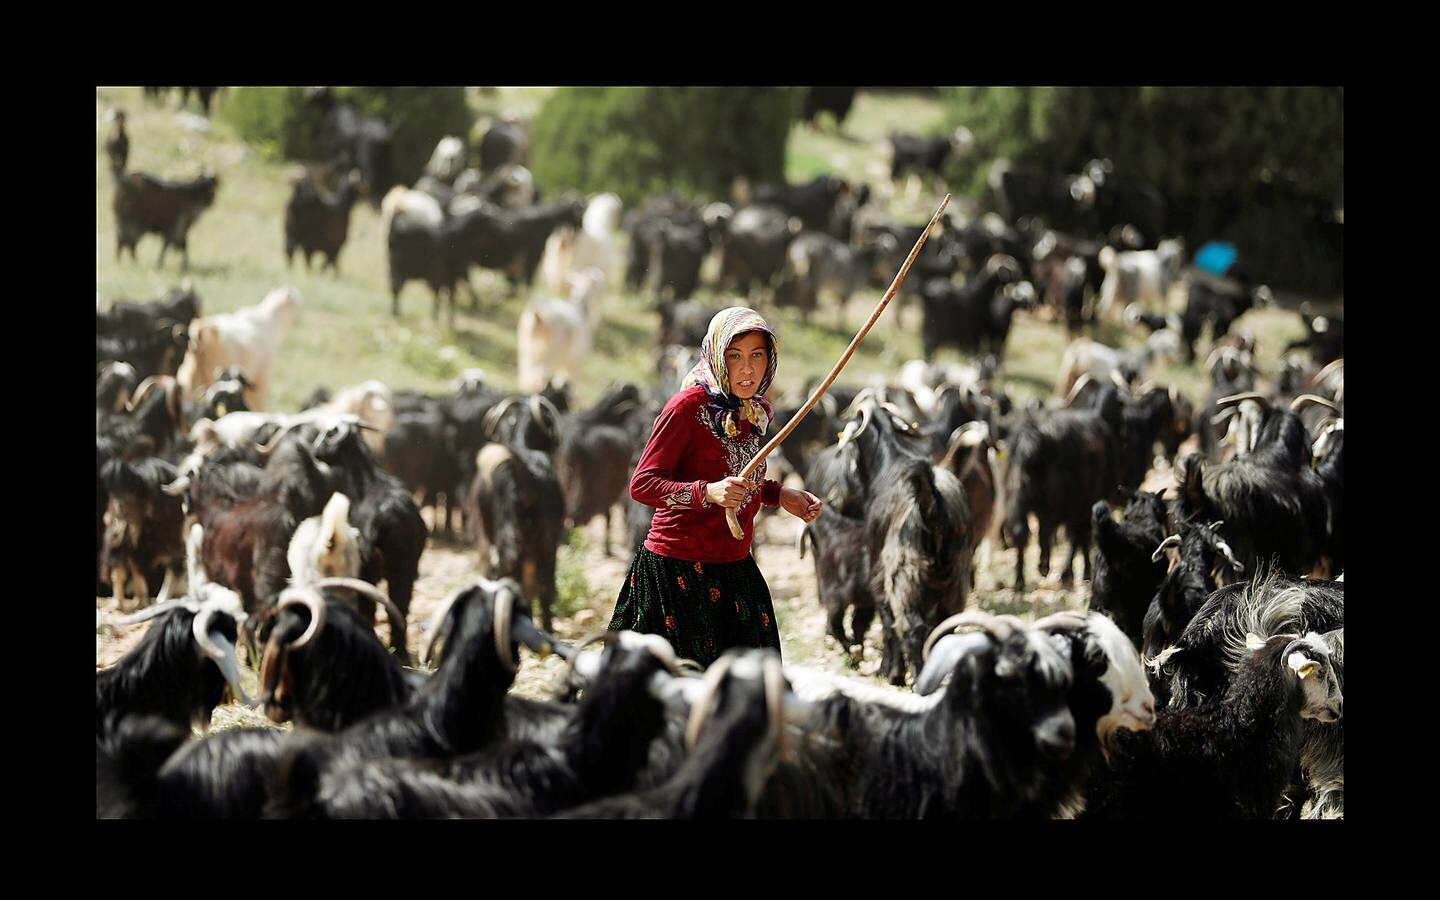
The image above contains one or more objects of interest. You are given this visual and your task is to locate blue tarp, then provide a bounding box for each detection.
[1194,241,1238,277]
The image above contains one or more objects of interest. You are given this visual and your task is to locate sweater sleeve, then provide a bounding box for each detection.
[630,398,706,511]
[761,478,782,507]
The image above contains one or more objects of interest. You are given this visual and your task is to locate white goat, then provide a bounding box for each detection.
[287,492,363,587]
[424,136,466,184]
[1098,238,1186,318]
[539,193,623,314]
[1054,331,1181,399]
[517,268,605,393]
[175,286,300,411]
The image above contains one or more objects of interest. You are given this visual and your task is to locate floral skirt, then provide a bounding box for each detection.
[608,546,781,668]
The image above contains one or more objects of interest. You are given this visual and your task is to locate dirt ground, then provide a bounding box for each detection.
[95,456,1181,732]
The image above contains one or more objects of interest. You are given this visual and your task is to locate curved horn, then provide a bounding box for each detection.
[193,603,253,708]
[277,586,327,651]
[1211,407,1239,426]
[878,401,919,433]
[420,582,475,668]
[311,577,407,649]
[1110,369,1130,392]
[1065,373,1095,405]
[835,402,873,447]
[1032,610,1091,633]
[1214,539,1245,573]
[255,420,300,456]
[1151,534,1182,563]
[558,631,619,687]
[922,609,1015,662]
[915,631,992,696]
[531,394,564,436]
[493,582,520,675]
[1289,394,1341,415]
[125,376,162,413]
[685,655,735,752]
[1214,392,1268,409]
[109,601,192,627]
[1315,358,1345,382]
[481,397,522,441]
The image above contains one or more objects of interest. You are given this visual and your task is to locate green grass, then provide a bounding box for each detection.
[96,86,1308,426]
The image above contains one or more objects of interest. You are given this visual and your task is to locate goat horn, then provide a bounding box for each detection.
[255,420,299,456]
[558,631,619,687]
[1032,610,1090,633]
[1110,369,1130,391]
[1203,347,1224,372]
[277,586,327,651]
[126,376,160,413]
[922,609,1014,662]
[108,600,196,627]
[1211,407,1239,426]
[836,402,872,447]
[193,603,254,708]
[493,581,519,675]
[878,401,918,432]
[1214,540,1244,573]
[532,394,564,432]
[1315,358,1345,382]
[1215,392,1268,408]
[420,582,474,668]
[481,397,522,440]
[1289,394,1341,414]
[1065,373,1095,405]
[915,630,992,696]
[1151,534,1182,563]
[685,655,735,752]
[310,577,407,652]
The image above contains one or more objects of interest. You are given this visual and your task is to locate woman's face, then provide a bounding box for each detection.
[725,331,769,400]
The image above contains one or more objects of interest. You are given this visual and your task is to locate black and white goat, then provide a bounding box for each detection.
[756,611,1077,818]
[1080,628,1341,820]
[1089,490,1170,648]
[96,591,252,740]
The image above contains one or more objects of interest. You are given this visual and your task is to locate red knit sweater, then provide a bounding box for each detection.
[631,386,782,563]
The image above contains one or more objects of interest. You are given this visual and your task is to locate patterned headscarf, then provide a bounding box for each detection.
[682,306,779,442]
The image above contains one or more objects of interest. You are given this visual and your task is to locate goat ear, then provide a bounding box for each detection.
[1245,632,1268,652]
[1288,651,1319,679]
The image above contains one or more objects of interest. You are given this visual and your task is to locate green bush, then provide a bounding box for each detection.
[530,87,800,206]
[223,86,473,183]
[939,87,1344,294]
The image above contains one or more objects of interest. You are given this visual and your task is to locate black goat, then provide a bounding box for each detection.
[312,417,427,658]
[1081,630,1341,819]
[1089,491,1169,648]
[285,170,362,273]
[798,509,875,658]
[383,400,463,538]
[96,322,191,383]
[253,585,419,733]
[558,649,794,819]
[718,205,799,300]
[1002,385,1122,590]
[1180,271,1272,362]
[96,283,201,340]
[465,397,566,632]
[113,172,219,270]
[918,255,1036,361]
[1142,520,1245,665]
[294,632,675,818]
[842,396,972,685]
[100,454,187,608]
[266,579,558,818]
[96,597,250,740]
[757,612,1076,818]
[555,385,644,557]
[1177,397,1331,577]
[105,109,129,178]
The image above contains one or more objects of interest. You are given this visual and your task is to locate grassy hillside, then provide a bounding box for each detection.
[95,86,1309,418]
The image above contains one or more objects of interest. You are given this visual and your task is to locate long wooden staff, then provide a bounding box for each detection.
[726,194,951,539]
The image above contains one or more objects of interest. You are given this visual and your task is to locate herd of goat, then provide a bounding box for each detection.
[97,92,1344,819]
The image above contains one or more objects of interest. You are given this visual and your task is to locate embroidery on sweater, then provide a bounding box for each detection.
[663,485,694,509]
[694,405,768,509]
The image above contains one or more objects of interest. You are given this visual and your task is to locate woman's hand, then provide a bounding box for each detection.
[780,487,823,523]
[706,476,753,509]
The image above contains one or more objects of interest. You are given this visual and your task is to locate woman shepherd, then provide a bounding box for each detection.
[608,307,823,666]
